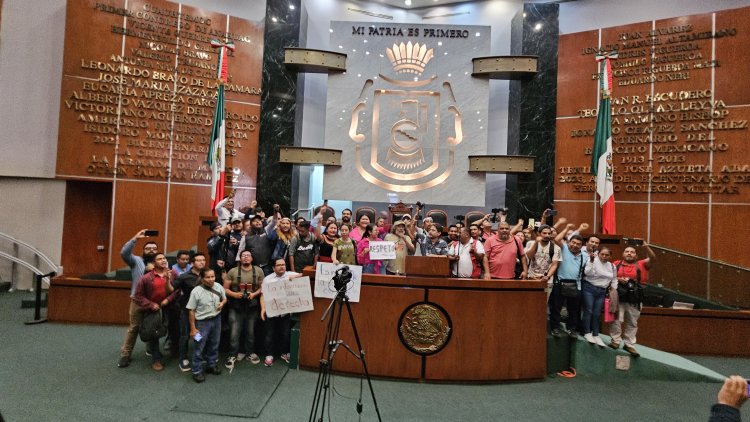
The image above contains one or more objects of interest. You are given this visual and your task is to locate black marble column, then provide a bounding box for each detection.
[506,3,559,223]
[256,0,303,214]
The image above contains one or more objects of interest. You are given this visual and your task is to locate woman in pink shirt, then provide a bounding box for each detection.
[356,224,385,274]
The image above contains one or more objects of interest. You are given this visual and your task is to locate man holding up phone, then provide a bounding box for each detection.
[117,229,159,368]
[609,239,656,357]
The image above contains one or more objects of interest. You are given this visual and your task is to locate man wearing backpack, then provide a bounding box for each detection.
[610,241,656,357]
[525,225,561,282]
[223,250,264,368]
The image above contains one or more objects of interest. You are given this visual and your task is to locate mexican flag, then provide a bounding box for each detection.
[208,40,234,215]
[591,53,617,234]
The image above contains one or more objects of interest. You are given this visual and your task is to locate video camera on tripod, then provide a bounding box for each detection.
[332,266,353,293]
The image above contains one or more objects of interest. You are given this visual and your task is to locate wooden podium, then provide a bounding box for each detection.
[298,264,547,382]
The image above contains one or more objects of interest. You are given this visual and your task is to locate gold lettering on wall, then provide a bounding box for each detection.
[57,0,263,183]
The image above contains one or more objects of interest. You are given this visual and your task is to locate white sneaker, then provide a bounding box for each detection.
[237,353,246,361]
[584,333,596,344]
[593,336,606,347]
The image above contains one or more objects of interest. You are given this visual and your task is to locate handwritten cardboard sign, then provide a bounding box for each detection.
[368,241,396,260]
[314,263,362,302]
[262,276,314,318]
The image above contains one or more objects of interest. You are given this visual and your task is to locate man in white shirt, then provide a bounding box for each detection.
[448,227,488,278]
[260,258,302,366]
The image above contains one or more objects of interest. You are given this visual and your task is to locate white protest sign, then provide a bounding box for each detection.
[262,276,314,318]
[368,241,396,260]
[314,263,362,302]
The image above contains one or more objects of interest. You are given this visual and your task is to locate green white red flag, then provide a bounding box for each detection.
[591,52,617,234]
[208,40,234,215]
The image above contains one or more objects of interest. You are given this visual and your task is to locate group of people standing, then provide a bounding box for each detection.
[116,196,658,383]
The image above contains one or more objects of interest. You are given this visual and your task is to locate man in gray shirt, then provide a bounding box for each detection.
[187,268,227,383]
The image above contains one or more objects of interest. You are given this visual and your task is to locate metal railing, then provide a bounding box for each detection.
[648,244,750,309]
[0,232,62,291]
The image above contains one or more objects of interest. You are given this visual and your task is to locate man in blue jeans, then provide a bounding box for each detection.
[187,268,227,383]
[550,226,586,338]
[172,253,207,372]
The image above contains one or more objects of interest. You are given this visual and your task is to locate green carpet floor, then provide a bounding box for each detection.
[172,363,288,417]
[1,291,749,421]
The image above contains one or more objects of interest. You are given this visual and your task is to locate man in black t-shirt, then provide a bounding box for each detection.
[289,220,318,273]
[172,253,207,372]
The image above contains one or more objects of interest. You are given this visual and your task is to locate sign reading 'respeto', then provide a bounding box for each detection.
[369,241,396,260]
[262,276,314,318]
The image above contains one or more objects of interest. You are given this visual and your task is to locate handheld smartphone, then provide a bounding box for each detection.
[144,230,159,237]
[194,332,202,342]
[528,218,535,228]
[626,238,644,246]
[548,210,558,216]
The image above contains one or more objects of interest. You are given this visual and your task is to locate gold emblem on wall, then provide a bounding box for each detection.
[398,302,452,355]
[349,41,463,192]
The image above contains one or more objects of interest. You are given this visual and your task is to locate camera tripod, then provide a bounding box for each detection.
[308,283,382,422]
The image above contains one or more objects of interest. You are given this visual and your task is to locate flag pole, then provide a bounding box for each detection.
[208,39,235,216]
[591,51,618,235]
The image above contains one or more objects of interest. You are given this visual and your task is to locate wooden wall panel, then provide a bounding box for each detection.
[424,289,547,381]
[61,0,125,76]
[554,201,595,228]
[708,106,750,204]
[556,30,598,118]
[166,184,211,252]
[634,309,750,356]
[61,181,112,275]
[714,9,750,105]
[611,202,648,240]
[555,118,597,200]
[298,285,425,379]
[48,278,131,324]
[710,205,750,268]
[225,15,265,102]
[649,203,708,257]
[708,263,750,309]
[555,5,750,276]
[110,181,168,269]
[55,0,265,273]
[648,251,709,298]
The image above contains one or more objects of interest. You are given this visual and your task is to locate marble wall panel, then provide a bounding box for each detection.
[506,3,559,219]
[255,0,301,213]
[323,21,489,207]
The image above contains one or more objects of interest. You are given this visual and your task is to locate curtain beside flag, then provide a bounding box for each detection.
[591,52,617,235]
[208,40,235,215]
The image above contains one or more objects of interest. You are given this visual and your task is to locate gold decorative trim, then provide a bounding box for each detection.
[468,155,534,173]
[284,48,347,73]
[471,56,537,80]
[279,147,342,166]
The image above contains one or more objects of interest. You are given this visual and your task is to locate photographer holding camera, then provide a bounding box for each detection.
[609,240,655,357]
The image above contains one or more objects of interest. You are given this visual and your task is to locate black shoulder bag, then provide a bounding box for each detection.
[615,262,643,306]
[140,309,167,342]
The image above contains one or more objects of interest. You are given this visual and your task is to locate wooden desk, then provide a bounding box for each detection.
[298,271,547,382]
[48,277,131,324]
